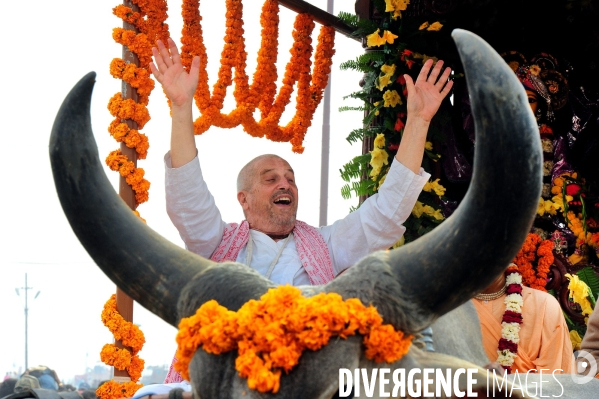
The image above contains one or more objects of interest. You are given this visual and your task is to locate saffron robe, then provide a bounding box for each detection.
[472,286,574,373]
[581,305,599,378]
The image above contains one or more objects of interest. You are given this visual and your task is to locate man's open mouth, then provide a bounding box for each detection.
[273,196,292,206]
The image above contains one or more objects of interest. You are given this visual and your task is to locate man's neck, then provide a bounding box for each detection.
[247,220,295,241]
[266,233,290,241]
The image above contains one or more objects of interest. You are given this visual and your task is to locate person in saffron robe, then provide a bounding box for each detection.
[580,305,599,378]
[472,267,574,374]
[144,36,453,389]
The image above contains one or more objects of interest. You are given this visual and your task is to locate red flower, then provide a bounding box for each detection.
[506,284,522,295]
[405,59,415,69]
[498,338,518,352]
[394,113,406,132]
[401,49,413,57]
[388,143,399,151]
[502,310,523,324]
[396,75,406,85]
[566,184,582,196]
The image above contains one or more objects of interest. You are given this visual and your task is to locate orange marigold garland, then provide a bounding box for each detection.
[512,233,554,291]
[107,0,170,210]
[174,286,412,393]
[97,295,146,399]
[180,0,336,153]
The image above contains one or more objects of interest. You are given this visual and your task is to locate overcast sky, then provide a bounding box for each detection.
[0,0,365,382]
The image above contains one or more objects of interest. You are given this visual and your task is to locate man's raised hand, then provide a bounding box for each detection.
[404,59,453,123]
[150,38,200,108]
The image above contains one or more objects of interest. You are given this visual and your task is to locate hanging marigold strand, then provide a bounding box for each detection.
[512,233,554,291]
[107,0,170,208]
[180,0,336,153]
[97,295,146,399]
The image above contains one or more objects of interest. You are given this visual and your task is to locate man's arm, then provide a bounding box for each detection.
[152,39,226,257]
[395,59,453,174]
[150,38,199,167]
[323,59,452,274]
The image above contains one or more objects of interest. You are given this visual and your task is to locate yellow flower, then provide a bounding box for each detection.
[385,0,410,19]
[381,30,399,44]
[392,236,405,248]
[565,274,594,317]
[423,178,446,197]
[381,64,396,76]
[411,201,424,218]
[569,252,584,266]
[366,29,387,47]
[427,22,443,31]
[376,74,392,91]
[419,22,429,30]
[370,148,389,178]
[373,133,386,149]
[376,64,396,91]
[425,141,433,151]
[570,330,582,351]
[431,209,445,221]
[383,90,402,108]
[373,101,381,116]
[367,29,398,47]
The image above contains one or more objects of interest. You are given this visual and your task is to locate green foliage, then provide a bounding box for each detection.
[577,267,599,301]
[338,105,366,113]
[338,8,457,243]
[340,154,372,182]
[337,11,379,38]
[339,52,386,73]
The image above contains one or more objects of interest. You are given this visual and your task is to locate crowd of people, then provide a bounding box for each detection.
[0,367,104,399]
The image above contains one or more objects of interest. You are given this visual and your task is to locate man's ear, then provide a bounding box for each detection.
[237,191,250,211]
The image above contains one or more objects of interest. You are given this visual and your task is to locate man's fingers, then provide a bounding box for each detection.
[149,61,162,82]
[404,74,415,97]
[435,67,452,89]
[189,55,201,79]
[427,60,444,84]
[157,39,174,68]
[168,37,182,65]
[152,46,169,75]
[416,59,434,83]
[440,79,454,98]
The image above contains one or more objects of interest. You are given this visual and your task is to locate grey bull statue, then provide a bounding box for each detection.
[49,29,598,398]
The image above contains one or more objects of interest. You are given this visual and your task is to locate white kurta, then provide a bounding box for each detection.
[165,152,430,286]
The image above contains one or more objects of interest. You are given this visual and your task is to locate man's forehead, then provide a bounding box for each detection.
[256,158,294,175]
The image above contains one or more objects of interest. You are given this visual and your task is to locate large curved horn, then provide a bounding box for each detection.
[49,72,216,327]
[386,30,542,318]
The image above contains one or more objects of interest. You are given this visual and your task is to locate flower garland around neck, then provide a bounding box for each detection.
[496,264,524,373]
[512,233,554,291]
[107,0,170,211]
[180,0,336,153]
[97,294,146,399]
[174,285,412,393]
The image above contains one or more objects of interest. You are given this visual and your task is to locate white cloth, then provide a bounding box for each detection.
[165,152,430,286]
[131,381,191,399]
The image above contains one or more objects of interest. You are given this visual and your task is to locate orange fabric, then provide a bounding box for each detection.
[472,286,574,374]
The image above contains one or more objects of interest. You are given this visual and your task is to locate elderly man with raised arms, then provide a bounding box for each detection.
[146,38,452,386]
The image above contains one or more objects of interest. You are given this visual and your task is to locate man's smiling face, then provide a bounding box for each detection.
[238,156,298,236]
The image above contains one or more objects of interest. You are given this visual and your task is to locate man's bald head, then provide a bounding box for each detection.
[236,154,298,235]
[237,154,289,192]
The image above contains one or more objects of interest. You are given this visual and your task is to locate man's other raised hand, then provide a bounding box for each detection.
[150,38,200,108]
[404,59,453,123]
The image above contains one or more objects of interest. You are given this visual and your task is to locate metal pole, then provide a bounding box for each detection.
[278,0,358,39]
[113,0,138,381]
[24,273,28,370]
[319,0,334,227]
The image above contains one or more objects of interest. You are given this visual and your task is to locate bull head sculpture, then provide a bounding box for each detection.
[51,30,543,398]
